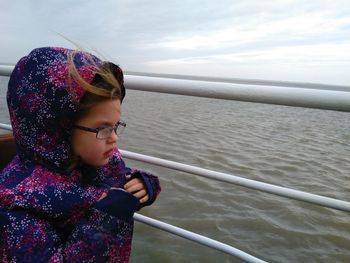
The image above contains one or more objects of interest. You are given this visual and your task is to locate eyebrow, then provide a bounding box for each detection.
[93,120,120,127]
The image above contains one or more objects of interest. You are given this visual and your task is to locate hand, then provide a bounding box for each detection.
[124,175,149,203]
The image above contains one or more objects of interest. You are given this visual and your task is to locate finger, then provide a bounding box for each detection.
[124,178,142,190]
[139,195,149,204]
[98,192,107,201]
[125,182,144,193]
[124,178,138,188]
[125,174,131,180]
[133,189,147,199]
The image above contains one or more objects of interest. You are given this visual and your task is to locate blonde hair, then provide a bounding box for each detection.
[67,51,125,120]
[68,51,122,97]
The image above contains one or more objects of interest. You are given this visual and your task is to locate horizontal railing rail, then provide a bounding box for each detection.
[0,65,12,76]
[126,71,350,91]
[134,213,267,263]
[1,65,350,112]
[0,123,12,131]
[120,150,350,212]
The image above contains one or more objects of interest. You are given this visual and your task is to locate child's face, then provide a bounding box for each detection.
[72,99,121,167]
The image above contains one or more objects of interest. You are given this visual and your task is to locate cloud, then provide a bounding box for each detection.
[145,42,350,66]
[152,14,350,50]
[143,42,350,85]
[1,0,349,84]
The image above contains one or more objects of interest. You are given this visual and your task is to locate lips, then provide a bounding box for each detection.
[104,148,115,158]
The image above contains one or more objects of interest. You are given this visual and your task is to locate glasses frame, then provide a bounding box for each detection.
[74,121,126,139]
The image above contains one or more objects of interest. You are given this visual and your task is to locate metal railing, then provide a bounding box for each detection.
[1,65,350,262]
[1,65,350,112]
[121,151,350,212]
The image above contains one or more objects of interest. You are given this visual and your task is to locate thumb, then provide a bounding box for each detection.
[98,192,107,201]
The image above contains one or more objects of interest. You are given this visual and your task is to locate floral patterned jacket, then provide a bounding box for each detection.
[0,47,161,262]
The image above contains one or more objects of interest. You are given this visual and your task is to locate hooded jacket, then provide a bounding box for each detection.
[0,47,160,262]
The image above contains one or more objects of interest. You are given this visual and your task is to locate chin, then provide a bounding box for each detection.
[86,156,111,168]
[87,160,107,168]
[98,158,110,167]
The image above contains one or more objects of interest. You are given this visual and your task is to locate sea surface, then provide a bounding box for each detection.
[1,76,350,262]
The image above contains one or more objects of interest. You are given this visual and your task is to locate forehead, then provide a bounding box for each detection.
[80,99,121,125]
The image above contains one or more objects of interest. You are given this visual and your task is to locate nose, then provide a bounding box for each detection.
[108,129,118,144]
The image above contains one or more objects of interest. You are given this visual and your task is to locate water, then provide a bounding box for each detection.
[1,76,350,262]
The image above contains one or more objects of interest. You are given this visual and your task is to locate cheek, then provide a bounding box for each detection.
[72,132,108,166]
[79,142,108,167]
[72,131,96,156]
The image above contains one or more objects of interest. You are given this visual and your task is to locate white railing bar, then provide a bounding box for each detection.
[0,123,12,131]
[1,65,350,112]
[126,71,350,91]
[2,65,349,91]
[124,75,350,112]
[121,150,350,213]
[134,213,268,263]
[0,65,13,76]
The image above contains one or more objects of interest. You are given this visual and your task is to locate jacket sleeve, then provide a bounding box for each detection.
[0,189,139,263]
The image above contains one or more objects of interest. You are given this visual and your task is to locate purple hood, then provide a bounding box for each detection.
[7,47,102,172]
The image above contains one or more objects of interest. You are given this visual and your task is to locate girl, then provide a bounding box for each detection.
[0,47,161,262]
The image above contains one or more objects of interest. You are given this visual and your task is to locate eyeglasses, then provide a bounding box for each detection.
[74,121,126,139]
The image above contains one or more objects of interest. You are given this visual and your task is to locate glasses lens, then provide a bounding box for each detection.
[96,122,126,139]
[97,127,114,139]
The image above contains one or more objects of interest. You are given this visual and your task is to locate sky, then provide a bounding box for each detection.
[1,0,350,85]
